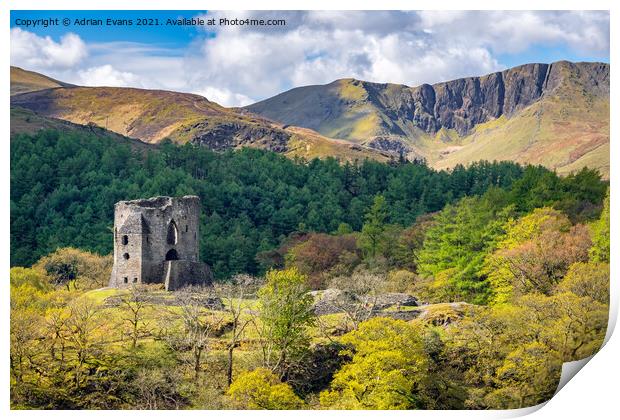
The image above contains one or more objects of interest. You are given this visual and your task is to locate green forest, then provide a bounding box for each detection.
[11,130,606,278]
[10,130,610,409]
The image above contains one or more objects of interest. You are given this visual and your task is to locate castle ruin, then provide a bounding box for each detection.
[109,196,213,290]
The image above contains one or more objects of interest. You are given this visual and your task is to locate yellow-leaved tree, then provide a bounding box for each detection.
[320,317,430,409]
[228,368,304,409]
[482,208,591,304]
[256,268,315,377]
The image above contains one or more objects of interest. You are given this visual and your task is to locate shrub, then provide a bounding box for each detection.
[228,368,304,409]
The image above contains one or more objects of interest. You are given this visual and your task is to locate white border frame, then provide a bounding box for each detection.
[1,1,616,419]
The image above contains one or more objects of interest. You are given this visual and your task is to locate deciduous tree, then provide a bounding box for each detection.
[320,317,429,409]
[228,368,304,409]
[256,268,315,377]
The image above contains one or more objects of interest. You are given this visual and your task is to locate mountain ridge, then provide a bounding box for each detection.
[246,61,608,139]
[245,60,609,177]
[9,68,393,164]
[9,61,609,177]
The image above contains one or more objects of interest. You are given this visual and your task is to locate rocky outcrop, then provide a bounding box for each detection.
[396,61,609,136]
[367,136,411,155]
[369,302,470,324]
[246,61,610,138]
[373,292,419,310]
[390,62,554,135]
[311,289,353,315]
[311,288,419,315]
[103,290,223,309]
[184,120,291,152]
[310,288,470,327]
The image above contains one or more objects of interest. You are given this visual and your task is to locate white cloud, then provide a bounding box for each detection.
[84,43,188,91]
[194,86,253,107]
[10,32,189,94]
[185,11,506,103]
[9,11,609,107]
[77,65,138,87]
[10,28,87,70]
[418,11,609,54]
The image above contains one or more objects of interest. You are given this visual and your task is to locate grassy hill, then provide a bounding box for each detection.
[10,106,153,152]
[430,92,609,177]
[10,66,73,95]
[10,67,391,163]
[247,61,609,178]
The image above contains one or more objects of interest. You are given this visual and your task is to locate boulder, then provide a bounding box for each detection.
[311,288,357,315]
[311,289,418,315]
[373,292,419,310]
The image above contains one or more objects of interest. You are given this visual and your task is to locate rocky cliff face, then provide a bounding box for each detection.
[181,120,291,152]
[381,61,608,136]
[246,61,609,139]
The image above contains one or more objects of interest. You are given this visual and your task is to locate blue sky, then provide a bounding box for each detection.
[11,11,205,47]
[497,44,608,69]
[10,10,610,106]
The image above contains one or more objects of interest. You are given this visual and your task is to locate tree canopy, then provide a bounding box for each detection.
[12,130,604,279]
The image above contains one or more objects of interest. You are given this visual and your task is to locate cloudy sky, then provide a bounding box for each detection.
[10,10,610,107]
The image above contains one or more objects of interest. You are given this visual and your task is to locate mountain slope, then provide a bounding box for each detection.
[10,66,74,95]
[10,106,153,152]
[10,63,609,176]
[246,61,609,177]
[10,68,392,163]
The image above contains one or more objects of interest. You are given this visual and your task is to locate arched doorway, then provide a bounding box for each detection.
[165,249,179,261]
[167,220,178,245]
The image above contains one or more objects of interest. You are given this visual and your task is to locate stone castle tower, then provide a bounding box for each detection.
[109,196,213,290]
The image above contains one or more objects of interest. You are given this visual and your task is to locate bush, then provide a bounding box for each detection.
[228,368,304,409]
[556,261,609,304]
[285,233,360,289]
[320,318,430,409]
[483,209,592,303]
[385,269,417,293]
[33,247,112,290]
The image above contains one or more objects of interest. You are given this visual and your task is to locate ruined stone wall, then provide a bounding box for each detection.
[110,212,146,287]
[163,260,213,291]
[111,232,144,286]
[137,195,201,264]
[109,195,208,289]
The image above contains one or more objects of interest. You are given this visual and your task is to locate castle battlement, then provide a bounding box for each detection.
[109,196,213,290]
